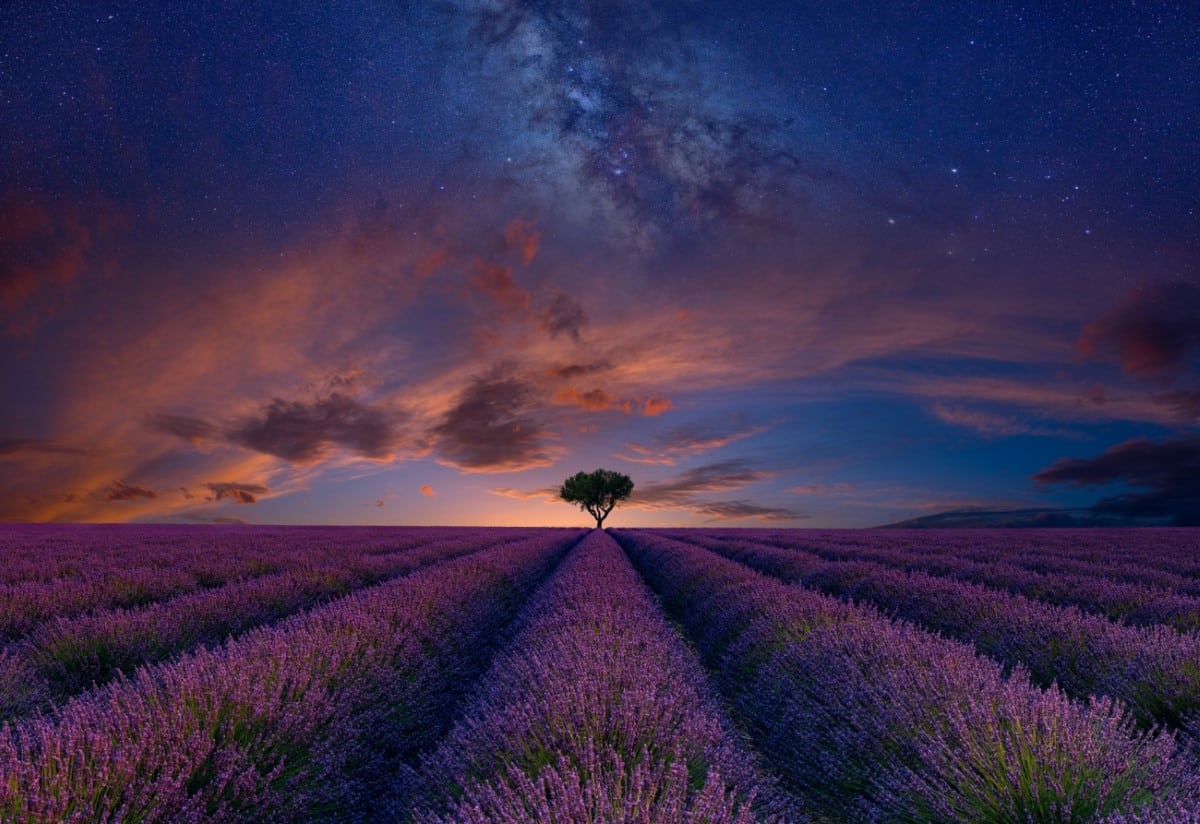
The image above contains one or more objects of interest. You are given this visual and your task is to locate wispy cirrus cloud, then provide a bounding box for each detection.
[617,416,769,465]
[627,459,805,521]
[929,403,1077,438]
[693,500,807,521]
[489,460,804,522]
[0,438,93,458]
[147,413,220,445]
[791,482,854,496]
[489,486,559,502]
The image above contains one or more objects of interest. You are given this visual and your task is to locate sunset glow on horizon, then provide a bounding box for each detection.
[2,2,1197,527]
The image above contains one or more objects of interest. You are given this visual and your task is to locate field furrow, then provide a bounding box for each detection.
[665,529,1200,631]
[653,529,1200,731]
[612,529,1197,823]
[0,529,584,823]
[0,526,518,642]
[0,529,553,721]
[412,529,804,823]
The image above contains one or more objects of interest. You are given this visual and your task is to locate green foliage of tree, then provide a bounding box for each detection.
[559,469,634,528]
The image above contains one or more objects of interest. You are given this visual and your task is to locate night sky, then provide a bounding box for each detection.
[2,2,1197,527]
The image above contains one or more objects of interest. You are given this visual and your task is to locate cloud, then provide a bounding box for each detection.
[490,477,801,521]
[470,259,531,315]
[0,190,126,336]
[229,393,398,464]
[632,459,771,507]
[622,459,805,521]
[552,387,629,413]
[693,500,809,522]
[883,508,1135,529]
[431,371,559,472]
[1154,389,1200,424]
[551,385,673,418]
[860,369,1182,429]
[1078,281,1200,378]
[489,486,560,502]
[539,292,588,342]
[175,511,248,525]
[1033,436,1200,525]
[204,481,269,504]
[791,483,854,495]
[106,481,157,501]
[420,483,436,497]
[929,403,1072,437]
[148,413,219,445]
[551,361,613,380]
[502,218,539,265]
[617,416,767,465]
[413,248,451,280]
[641,397,672,417]
[0,438,92,459]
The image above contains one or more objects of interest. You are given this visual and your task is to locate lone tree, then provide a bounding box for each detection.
[559,469,634,528]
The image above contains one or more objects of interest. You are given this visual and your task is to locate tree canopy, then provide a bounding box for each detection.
[559,469,634,528]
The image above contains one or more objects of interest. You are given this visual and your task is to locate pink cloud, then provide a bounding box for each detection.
[502,219,539,265]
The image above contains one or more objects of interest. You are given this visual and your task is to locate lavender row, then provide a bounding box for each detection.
[612,530,1195,823]
[0,526,514,642]
[935,537,1200,598]
[666,531,1200,730]
[0,529,539,721]
[413,530,802,823]
[691,528,1200,589]
[668,529,1200,632]
[0,524,469,586]
[0,529,584,823]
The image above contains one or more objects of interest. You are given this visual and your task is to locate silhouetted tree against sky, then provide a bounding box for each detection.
[560,469,634,528]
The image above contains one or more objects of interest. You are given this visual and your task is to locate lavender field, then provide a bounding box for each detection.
[2,526,1200,822]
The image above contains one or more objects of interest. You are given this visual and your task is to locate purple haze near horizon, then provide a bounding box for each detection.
[1,2,1197,526]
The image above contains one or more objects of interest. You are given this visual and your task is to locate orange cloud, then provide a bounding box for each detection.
[553,387,628,412]
[642,397,672,416]
[205,481,269,504]
[470,258,531,314]
[0,190,128,336]
[616,417,768,466]
[413,248,451,280]
[420,483,436,497]
[503,219,539,265]
[105,480,157,501]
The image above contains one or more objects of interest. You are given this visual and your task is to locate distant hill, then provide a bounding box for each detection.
[881,507,1166,528]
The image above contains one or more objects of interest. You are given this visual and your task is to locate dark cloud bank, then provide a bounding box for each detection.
[893,436,1200,527]
[432,372,558,472]
[152,393,399,464]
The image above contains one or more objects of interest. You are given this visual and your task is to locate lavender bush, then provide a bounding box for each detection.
[0,529,583,823]
[613,529,1196,823]
[0,525,514,642]
[1,529,547,720]
[669,532,1200,730]
[414,530,804,823]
